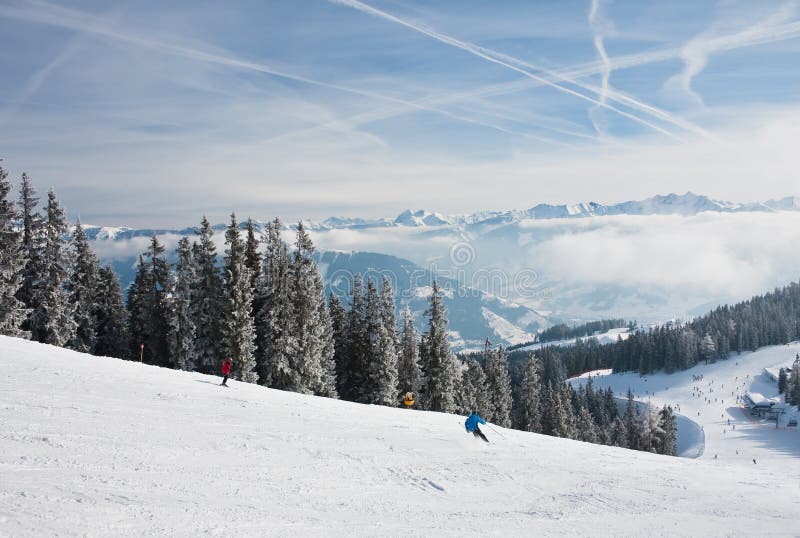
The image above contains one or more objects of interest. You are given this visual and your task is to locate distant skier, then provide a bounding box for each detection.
[465,411,488,443]
[221,358,233,387]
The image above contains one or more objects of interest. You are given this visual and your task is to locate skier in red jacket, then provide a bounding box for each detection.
[220,358,233,387]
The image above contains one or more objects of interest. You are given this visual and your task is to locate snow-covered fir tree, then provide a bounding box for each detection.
[126,255,150,360]
[257,218,297,390]
[623,388,642,450]
[27,190,75,347]
[16,172,43,326]
[0,167,28,337]
[363,278,398,405]
[314,288,338,398]
[328,293,350,397]
[657,405,677,456]
[344,274,368,402]
[420,279,458,413]
[220,214,258,383]
[380,275,398,345]
[290,223,336,395]
[517,354,542,433]
[542,381,577,438]
[787,355,800,406]
[611,415,628,448]
[244,217,263,345]
[640,403,662,453]
[557,383,577,439]
[168,237,196,371]
[190,217,223,373]
[66,221,100,353]
[459,359,490,417]
[483,340,513,427]
[541,382,560,436]
[397,306,422,400]
[127,236,170,366]
[244,217,262,292]
[576,406,599,443]
[93,266,129,359]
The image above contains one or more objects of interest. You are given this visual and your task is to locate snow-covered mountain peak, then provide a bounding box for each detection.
[394,209,452,227]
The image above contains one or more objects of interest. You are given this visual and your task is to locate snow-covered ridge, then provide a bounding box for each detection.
[76,192,799,237]
[2,336,798,536]
[311,192,800,230]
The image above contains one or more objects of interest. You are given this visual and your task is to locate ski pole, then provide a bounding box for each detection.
[486,423,506,439]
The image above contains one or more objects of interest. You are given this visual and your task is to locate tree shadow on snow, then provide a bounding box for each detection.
[729,406,800,458]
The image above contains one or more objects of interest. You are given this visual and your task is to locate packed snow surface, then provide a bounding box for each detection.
[1,336,799,537]
[571,342,800,470]
[518,327,631,351]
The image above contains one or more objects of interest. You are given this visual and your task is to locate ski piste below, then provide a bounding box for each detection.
[1,335,798,537]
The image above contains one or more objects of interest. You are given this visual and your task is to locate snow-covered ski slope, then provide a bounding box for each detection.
[1,336,798,537]
[571,342,800,470]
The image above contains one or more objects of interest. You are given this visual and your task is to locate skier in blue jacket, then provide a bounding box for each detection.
[465,411,488,442]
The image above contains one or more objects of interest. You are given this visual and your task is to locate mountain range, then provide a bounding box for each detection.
[83,192,800,350]
[306,192,800,230]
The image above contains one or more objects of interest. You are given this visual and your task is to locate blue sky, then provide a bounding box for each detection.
[1,0,800,226]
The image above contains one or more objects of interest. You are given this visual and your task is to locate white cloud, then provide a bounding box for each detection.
[664,1,800,105]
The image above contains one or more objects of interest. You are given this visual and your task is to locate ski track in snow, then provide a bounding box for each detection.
[1,336,799,537]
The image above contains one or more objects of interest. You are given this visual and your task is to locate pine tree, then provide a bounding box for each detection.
[380,275,398,344]
[611,415,628,448]
[190,217,223,373]
[168,237,196,371]
[364,278,398,405]
[541,382,560,436]
[220,214,258,383]
[397,306,422,400]
[345,274,368,402]
[0,167,29,338]
[484,340,513,427]
[257,218,297,390]
[778,368,788,394]
[329,293,350,397]
[518,354,542,433]
[657,405,677,456]
[244,217,263,345]
[315,291,338,398]
[128,236,170,365]
[700,334,717,364]
[94,266,129,359]
[28,190,75,346]
[420,279,458,413]
[460,358,490,417]
[66,221,100,353]
[623,388,642,450]
[127,255,151,360]
[641,403,663,453]
[558,383,577,439]
[290,223,335,394]
[16,173,43,324]
[244,218,262,292]
[576,405,599,443]
[788,360,800,406]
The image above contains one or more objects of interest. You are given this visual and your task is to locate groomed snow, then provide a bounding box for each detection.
[571,342,800,470]
[1,336,799,537]
[518,327,631,352]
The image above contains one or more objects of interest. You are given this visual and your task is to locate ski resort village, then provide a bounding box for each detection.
[4,0,800,536]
